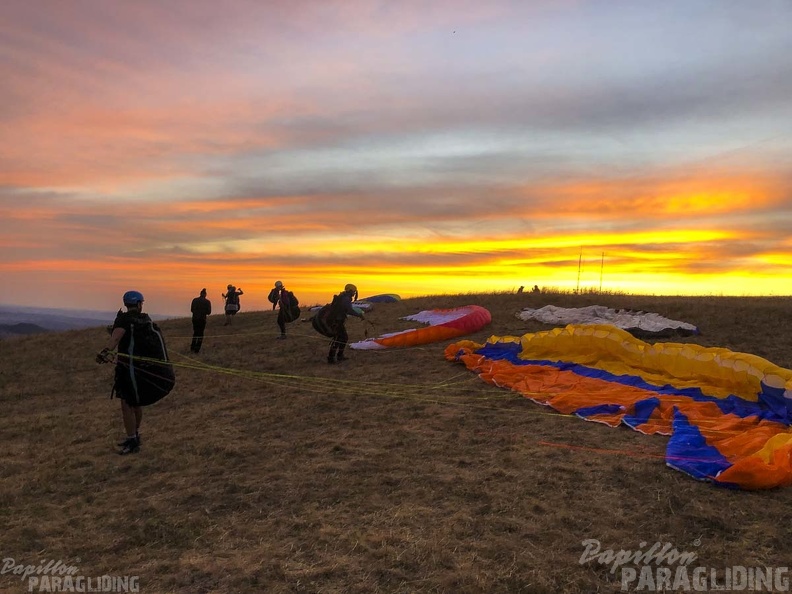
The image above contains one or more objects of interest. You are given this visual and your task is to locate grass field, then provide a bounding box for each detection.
[1,291,791,593]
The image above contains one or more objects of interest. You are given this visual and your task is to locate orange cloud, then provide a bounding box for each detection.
[525,170,787,220]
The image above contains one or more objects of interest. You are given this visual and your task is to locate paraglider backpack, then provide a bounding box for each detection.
[226,292,240,312]
[280,290,301,323]
[269,288,300,322]
[113,313,176,406]
[311,294,344,338]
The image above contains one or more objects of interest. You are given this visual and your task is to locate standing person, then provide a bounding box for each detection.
[326,283,364,364]
[222,284,244,326]
[267,280,300,339]
[96,291,175,455]
[190,288,212,353]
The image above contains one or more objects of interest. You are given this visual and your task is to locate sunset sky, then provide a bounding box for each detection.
[1,1,791,315]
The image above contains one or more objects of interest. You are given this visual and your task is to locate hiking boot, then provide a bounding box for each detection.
[327,356,336,364]
[118,437,140,455]
[336,353,346,362]
[277,334,287,340]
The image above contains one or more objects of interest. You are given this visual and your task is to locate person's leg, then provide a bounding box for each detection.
[328,328,339,363]
[121,399,137,437]
[277,312,286,337]
[119,399,141,454]
[336,324,349,361]
[117,403,142,445]
[191,319,200,352]
[194,318,206,352]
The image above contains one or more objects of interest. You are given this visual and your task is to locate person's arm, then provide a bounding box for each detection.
[238,289,244,295]
[97,327,125,363]
[344,296,364,319]
[106,327,125,350]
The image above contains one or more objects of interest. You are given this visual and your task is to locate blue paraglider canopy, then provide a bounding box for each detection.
[357,294,401,303]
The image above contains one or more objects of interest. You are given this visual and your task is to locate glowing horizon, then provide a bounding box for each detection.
[1,1,791,315]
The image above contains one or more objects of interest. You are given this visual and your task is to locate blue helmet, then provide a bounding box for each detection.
[122,290,145,306]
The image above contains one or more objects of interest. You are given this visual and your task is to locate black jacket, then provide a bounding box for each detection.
[329,291,363,324]
[191,296,212,319]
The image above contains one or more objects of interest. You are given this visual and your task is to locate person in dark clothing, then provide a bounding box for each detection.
[190,288,212,353]
[222,284,244,326]
[96,290,146,455]
[268,280,300,339]
[327,283,364,364]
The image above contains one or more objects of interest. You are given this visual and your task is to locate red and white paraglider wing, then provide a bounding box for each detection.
[350,305,491,350]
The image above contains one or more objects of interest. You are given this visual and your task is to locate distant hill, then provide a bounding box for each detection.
[0,305,172,338]
[0,305,111,333]
[0,322,50,339]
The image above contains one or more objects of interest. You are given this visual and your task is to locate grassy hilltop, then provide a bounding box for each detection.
[1,292,791,593]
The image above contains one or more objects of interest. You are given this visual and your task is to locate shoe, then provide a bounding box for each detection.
[277,335,287,340]
[327,356,336,364]
[336,353,346,362]
[117,433,141,447]
[118,437,140,455]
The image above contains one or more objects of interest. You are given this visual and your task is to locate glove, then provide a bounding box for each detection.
[96,348,112,364]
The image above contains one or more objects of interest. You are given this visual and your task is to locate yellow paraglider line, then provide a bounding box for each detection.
[161,353,771,439]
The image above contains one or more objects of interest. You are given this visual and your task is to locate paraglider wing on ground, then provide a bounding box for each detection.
[356,294,401,303]
[517,304,699,337]
[446,324,792,490]
[351,305,491,349]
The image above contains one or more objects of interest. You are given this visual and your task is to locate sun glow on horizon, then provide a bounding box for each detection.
[1,2,791,313]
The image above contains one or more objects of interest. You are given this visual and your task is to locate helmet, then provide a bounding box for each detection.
[274,281,283,289]
[344,283,357,293]
[122,290,144,306]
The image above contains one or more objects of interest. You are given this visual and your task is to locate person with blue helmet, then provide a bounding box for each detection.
[96,290,148,454]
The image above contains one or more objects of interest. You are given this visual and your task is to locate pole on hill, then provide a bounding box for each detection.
[600,252,604,293]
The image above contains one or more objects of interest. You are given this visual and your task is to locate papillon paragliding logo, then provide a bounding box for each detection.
[1,557,140,592]
[2,557,80,582]
[579,539,698,575]
[579,539,791,592]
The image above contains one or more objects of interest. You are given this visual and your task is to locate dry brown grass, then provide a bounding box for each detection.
[1,292,791,593]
